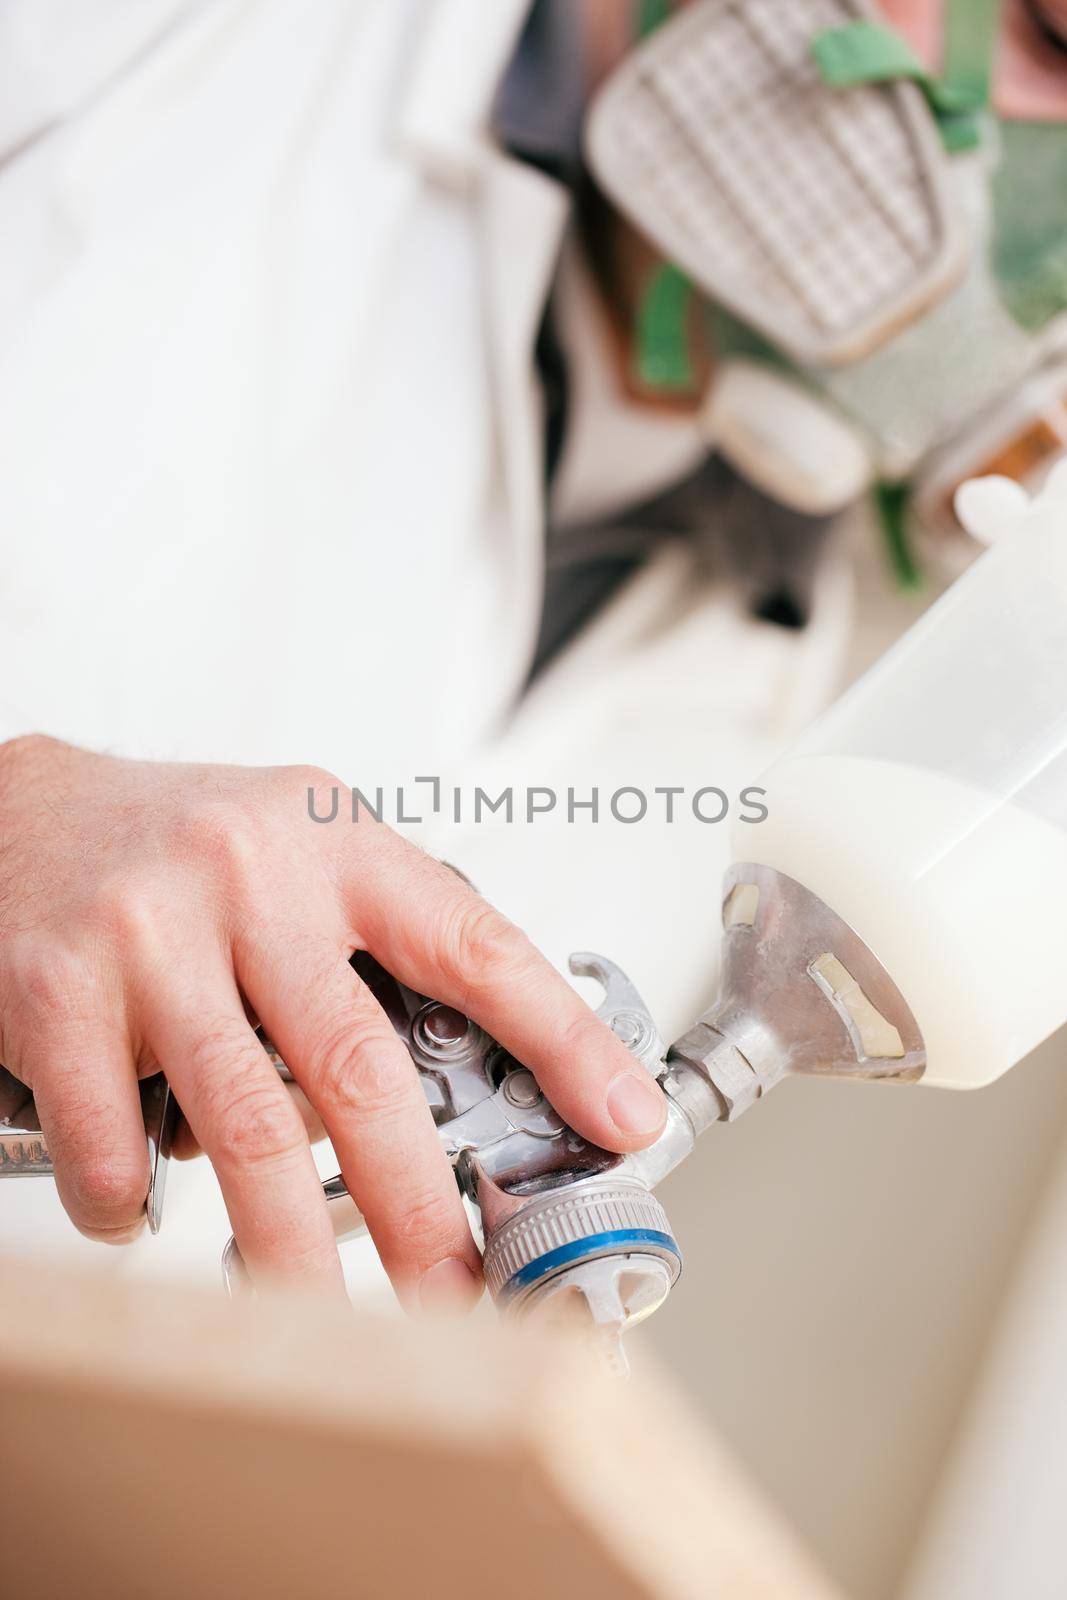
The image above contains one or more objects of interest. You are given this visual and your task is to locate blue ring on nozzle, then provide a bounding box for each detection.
[495,1228,681,1305]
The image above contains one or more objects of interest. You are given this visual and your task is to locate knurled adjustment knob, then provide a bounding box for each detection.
[482,1176,680,1306]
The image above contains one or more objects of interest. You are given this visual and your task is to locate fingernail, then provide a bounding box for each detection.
[89,1220,146,1247]
[419,1257,478,1316]
[607,1071,665,1137]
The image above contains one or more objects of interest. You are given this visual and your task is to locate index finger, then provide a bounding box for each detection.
[348,837,667,1152]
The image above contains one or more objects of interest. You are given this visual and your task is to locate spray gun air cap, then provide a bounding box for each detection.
[481,1175,682,1377]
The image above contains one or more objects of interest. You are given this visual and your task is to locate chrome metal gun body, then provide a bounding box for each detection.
[229,862,925,1368]
[231,948,718,1376]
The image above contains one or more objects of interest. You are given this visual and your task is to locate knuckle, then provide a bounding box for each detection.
[167,800,258,881]
[194,1037,305,1168]
[442,901,527,993]
[287,763,340,796]
[7,941,93,1028]
[310,1012,409,1120]
[89,873,165,948]
[392,1185,454,1252]
[559,1006,614,1062]
[213,1081,305,1169]
[287,765,345,825]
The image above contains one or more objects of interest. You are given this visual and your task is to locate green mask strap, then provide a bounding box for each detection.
[875,480,923,592]
[812,0,1002,154]
[633,261,696,393]
[942,0,1000,111]
[631,0,696,395]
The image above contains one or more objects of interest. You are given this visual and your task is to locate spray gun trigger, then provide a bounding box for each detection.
[568,952,665,1077]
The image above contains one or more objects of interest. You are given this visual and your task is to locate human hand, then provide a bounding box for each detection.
[0,737,667,1310]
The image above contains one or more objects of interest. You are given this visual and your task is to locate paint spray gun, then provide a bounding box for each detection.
[268,878,926,1377]
[0,923,917,1376]
[229,888,930,1371]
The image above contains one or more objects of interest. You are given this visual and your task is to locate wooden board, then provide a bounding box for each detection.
[0,1256,841,1600]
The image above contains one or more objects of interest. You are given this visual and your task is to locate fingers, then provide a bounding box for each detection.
[140,967,344,1294]
[27,1027,150,1244]
[350,841,667,1154]
[236,935,481,1314]
[171,1080,327,1160]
